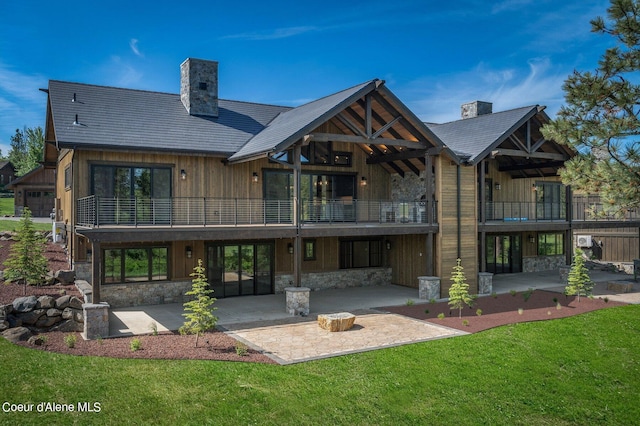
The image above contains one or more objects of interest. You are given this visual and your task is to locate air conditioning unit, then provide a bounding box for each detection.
[576,235,592,248]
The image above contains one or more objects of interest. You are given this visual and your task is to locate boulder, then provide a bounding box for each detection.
[317,312,357,332]
[55,295,72,310]
[36,296,56,310]
[46,308,62,317]
[61,308,73,320]
[18,309,46,325]
[68,297,83,310]
[72,309,84,323]
[0,304,13,320]
[2,327,32,343]
[0,320,8,332]
[51,319,83,333]
[35,315,61,328]
[7,315,22,328]
[55,270,76,285]
[27,335,47,346]
[12,296,38,313]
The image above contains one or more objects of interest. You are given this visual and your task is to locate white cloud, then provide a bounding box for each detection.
[404,57,567,124]
[129,38,143,57]
[491,0,535,14]
[221,26,319,41]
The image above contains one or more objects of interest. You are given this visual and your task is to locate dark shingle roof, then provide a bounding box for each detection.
[229,80,379,162]
[48,80,291,155]
[426,106,538,163]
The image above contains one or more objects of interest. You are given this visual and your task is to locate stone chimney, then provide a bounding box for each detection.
[180,58,219,117]
[461,101,492,119]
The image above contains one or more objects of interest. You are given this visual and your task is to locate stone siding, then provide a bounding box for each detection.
[101,281,192,308]
[391,170,428,201]
[523,255,567,273]
[275,267,392,293]
[74,261,92,282]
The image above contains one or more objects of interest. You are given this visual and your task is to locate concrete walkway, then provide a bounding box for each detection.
[109,268,639,364]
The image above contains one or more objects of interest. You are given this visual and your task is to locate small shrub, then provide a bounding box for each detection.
[556,302,562,310]
[406,299,414,306]
[547,310,552,316]
[604,296,609,303]
[491,292,497,299]
[130,338,142,352]
[424,309,429,315]
[510,290,517,296]
[476,309,483,316]
[64,334,77,349]
[462,319,469,326]
[518,308,524,315]
[235,342,248,356]
[523,288,534,302]
[437,313,445,320]
[429,298,436,304]
[149,322,158,336]
[553,297,558,303]
[96,336,103,345]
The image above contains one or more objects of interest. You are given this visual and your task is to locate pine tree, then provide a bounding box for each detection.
[180,259,217,347]
[3,207,48,295]
[448,258,474,318]
[565,249,594,302]
[542,0,640,216]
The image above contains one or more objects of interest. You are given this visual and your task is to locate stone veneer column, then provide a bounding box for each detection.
[82,303,110,340]
[285,287,310,316]
[418,276,441,300]
[478,272,493,295]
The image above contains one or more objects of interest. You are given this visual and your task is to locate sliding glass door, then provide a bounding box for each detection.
[486,234,522,274]
[207,242,274,298]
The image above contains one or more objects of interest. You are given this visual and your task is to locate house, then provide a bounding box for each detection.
[42,58,640,309]
[6,165,55,217]
[0,161,16,192]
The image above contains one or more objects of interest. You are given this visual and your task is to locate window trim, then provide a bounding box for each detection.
[339,238,383,269]
[303,239,316,261]
[537,232,564,256]
[64,165,72,190]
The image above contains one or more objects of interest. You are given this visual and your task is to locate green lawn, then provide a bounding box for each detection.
[1,305,639,425]
[0,219,50,232]
[0,197,13,216]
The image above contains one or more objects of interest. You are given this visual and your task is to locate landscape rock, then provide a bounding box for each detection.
[18,309,46,325]
[36,295,56,310]
[55,295,72,310]
[46,308,62,317]
[27,335,47,346]
[55,270,76,284]
[68,296,84,310]
[62,308,73,320]
[0,303,13,319]
[318,312,356,332]
[0,320,8,332]
[2,327,32,343]
[35,315,61,328]
[12,296,38,313]
[7,315,22,328]
[51,319,83,333]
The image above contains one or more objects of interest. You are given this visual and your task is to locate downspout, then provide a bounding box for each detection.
[457,164,461,259]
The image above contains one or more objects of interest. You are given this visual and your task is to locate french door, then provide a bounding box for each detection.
[206,242,274,298]
[486,234,522,274]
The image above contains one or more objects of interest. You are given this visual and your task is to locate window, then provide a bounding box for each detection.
[538,233,564,256]
[303,239,316,261]
[104,246,168,284]
[91,165,171,198]
[270,141,350,167]
[339,239,382,269]
[64,165,71,190]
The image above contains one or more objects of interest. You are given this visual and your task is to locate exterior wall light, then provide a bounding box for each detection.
[186,246,192,258]
[495,183,501,190]
[528,235,535,244]
[287,243,294,254]
[252,172,259,183]
[361,176,367,186]
[180,169,187,180]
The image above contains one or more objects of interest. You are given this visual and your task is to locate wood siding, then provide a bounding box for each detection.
[388,234,429,287]
[579,228,640,262]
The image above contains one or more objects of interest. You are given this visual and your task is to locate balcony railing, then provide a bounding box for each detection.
[483,201,640,223]
[76,196,437,228]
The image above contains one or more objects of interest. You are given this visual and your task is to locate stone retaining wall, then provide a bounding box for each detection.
[523,255,566,273]
[101,280,192,308]
[0,294,84,335]
[275,267,392,293]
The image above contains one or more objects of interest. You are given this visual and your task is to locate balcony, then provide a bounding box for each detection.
[482,201,640,224]
[76,196,437,228]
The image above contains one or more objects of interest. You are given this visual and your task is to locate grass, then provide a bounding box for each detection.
[0,196,13,216]
[1,305,639,425]
[0,219,50,232]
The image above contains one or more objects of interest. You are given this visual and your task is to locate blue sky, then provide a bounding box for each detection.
[0,0,613,156]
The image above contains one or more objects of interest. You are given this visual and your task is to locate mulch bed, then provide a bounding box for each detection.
[384,290,626,334]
